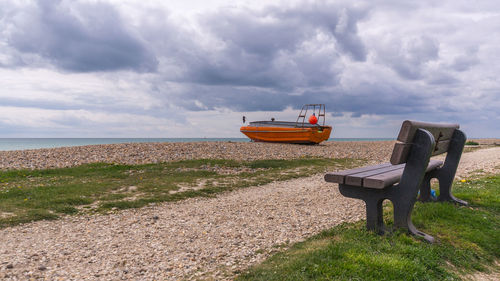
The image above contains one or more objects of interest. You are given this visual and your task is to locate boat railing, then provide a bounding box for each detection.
[248,121,324,128]
[295,104,326,127]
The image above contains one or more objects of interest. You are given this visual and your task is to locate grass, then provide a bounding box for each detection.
[0,157,363,228]
[465,141,480,146]
[237,174,500,281]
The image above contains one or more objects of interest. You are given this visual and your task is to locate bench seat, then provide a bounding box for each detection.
[325,159,443,189]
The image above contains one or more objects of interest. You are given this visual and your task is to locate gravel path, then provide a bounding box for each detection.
[447,146,500,179]
[0,143,499,280]
[0,174,365,280]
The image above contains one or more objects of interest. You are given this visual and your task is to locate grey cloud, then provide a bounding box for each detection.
[163,79,432,119]
[305,85,431,117]
[427,72,459,85]
[205,10,303,58]
[177,2,367,89]
[5,0,157,72]
[377,36,439,80]
[168,86,295,112]
[451,48,479,72]
[0,95,164,118]
[184,44,342,91]
[272,3,368,61]
[152,3,450,116]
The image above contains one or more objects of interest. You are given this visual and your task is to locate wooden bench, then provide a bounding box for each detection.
[324,120,467,243]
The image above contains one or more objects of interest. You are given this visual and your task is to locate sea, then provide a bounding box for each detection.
[0,138,394,151]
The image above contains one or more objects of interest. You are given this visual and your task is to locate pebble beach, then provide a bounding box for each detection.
[0,140,499,280]
[2,139,498,171]
[0,140,398,170]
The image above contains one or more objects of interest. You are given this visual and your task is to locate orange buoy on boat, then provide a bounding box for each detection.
[308,114,318,125]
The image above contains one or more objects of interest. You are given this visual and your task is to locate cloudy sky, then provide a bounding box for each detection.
[1,0,499,138]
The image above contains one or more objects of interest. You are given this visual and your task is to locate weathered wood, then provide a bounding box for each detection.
[390,143,412,165]
[391,139,452,165]
[433,139,451,155]
[327,160,443,188]
[345,164,405,186]
[391,121,458,164]
[426,160,444,171]
[363,160,443,189]
[397,120,458,143]
[324,163,392,184]
[363,167,404,189]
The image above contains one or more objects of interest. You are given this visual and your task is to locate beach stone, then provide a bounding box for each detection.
[0,142,498,280]
[0,141,397,170]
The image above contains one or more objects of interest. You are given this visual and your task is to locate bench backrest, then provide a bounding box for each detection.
[390,120,459,165]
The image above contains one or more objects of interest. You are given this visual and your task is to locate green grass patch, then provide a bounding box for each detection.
[238,174,500,281]
[465,141,479,146]
[0,158,362,228]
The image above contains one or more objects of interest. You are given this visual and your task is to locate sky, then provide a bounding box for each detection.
[0,0,499,138]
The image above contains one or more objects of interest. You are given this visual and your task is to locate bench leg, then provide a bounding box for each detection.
[436,129,468,205]
[420,170,468,205]
[365,199,385,234]
[434,172,468,205]
[393,200,435,243]
[407,219,435,243]
[339,185,386,234]
[418,172,436,202]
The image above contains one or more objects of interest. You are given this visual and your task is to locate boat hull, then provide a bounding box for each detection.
[240,126,332,144]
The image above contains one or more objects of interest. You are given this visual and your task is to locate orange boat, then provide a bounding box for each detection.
[240,104,332,144]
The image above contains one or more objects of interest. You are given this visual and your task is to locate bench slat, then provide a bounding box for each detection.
[391,140,451,165]
[363,167,404,189]
[345,164,405,186]
[434,140,451,155]
[391,120,458,165]
[324,163,392,184]
[363,160,443,189]
[391,143,411,165]
[397,120,459,143]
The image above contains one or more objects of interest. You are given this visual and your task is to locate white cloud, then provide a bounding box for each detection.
[0,0,499,138]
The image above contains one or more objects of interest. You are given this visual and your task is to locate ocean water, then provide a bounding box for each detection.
[0,138,248,151]
[0,138,394,151]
